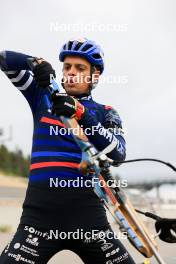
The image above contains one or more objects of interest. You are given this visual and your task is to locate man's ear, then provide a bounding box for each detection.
[92,68,100,84]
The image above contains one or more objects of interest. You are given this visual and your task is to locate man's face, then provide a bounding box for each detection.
[62,56,100,95]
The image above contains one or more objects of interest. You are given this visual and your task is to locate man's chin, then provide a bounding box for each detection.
[65,88,80,96]
[64,85,87,96]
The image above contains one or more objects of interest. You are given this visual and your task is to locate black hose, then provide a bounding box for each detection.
[135,209,161,221]
[112,158,176,172]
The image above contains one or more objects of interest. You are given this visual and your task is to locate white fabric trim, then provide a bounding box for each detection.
[5,71,17,74]
[10,70,26,83]
[101,138,118,155]
[17,74,33,91]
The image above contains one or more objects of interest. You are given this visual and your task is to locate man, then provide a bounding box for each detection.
[0,38,135,263]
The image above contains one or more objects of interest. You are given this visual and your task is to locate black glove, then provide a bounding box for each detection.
[155,218,176,243]
[51,93,85,120]
[33,60,56,88]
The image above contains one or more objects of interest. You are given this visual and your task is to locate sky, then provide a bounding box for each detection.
[0,0,176,181]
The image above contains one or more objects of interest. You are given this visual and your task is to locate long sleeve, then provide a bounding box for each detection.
[0,50,43,114]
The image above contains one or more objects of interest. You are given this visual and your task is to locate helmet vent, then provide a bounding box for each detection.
[68,41,74,50]
[74,42,83,51]
[92,53,101,59]
[81,44,93,51]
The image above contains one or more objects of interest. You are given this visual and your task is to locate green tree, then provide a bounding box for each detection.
[0,145,30,177]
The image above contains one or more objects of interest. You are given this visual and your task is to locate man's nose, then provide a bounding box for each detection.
[68,66,77,76]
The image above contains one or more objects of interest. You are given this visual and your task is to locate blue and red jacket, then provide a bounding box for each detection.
[0,51,126,229]
[0,50,126,182]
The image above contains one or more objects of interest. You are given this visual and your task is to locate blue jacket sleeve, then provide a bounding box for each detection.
[0,50,43,114]
[78,106,126,161]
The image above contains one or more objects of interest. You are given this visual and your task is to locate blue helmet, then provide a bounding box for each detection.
[59,38,104,74]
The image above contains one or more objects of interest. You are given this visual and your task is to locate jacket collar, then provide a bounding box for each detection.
[75,94,92,101]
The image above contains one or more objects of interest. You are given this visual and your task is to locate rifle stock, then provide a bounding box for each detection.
[99,174,157,257]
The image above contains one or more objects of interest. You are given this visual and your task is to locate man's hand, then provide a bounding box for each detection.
[51,93,85,120]
[33,59,56,88]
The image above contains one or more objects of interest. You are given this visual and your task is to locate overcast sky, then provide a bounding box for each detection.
[0,0,176,181]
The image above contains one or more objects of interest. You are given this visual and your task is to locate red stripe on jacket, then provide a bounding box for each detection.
[30,161,80,170]
[40,117,66,127]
